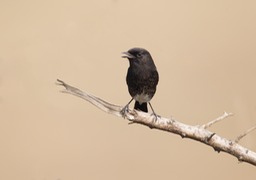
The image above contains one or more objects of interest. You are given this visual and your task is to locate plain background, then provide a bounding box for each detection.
[1,0,256,179]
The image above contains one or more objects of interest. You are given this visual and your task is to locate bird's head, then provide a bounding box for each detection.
[122,47,151,62]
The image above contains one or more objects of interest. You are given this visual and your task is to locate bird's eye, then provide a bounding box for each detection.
[137,53,142,57]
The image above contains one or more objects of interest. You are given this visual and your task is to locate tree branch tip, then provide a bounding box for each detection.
[201,111,234,129]
[56,79,69,90]
[56,79,65,85]
[234,125,256,143]
[225,112,234,117]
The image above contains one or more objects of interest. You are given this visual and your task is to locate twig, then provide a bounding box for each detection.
[201,112,233,129]
[56,79,256,167]
[56,79,122,116]
[235,125,256,143]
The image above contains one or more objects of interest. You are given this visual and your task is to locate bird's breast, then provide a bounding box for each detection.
[134,91,151,104]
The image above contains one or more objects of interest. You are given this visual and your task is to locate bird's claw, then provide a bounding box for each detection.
[120,105,129,118]
[151,113,160,122]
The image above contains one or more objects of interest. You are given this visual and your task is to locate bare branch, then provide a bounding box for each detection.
[56,79,122,116]
[56,79,256,167]
[235,125,256,143]
[201,112,233,129]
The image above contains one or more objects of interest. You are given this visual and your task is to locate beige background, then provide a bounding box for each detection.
[1,0,256,179]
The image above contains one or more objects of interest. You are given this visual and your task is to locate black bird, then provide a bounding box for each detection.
[121,47,159,117]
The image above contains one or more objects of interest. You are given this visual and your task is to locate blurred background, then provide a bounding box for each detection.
[1,0,256,179]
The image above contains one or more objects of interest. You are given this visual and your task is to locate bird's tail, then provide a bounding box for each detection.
[134,101,148,112]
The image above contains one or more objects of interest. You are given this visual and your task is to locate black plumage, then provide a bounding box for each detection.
[121,47,159,116]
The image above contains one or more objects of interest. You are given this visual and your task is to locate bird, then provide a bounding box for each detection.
[121,47,159,118]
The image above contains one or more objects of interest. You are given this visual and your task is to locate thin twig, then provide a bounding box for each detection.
[201,112,233,129]
[235,125,256,143]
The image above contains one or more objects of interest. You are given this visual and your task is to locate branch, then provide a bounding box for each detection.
[56,79,256,167]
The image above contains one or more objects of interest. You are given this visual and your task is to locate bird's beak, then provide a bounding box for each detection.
[122,51,135,59]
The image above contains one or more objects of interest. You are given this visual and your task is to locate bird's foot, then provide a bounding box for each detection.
[151,112,161,122]
[120,105,129,118]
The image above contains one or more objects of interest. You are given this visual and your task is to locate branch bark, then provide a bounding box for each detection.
[56,79,256,167]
